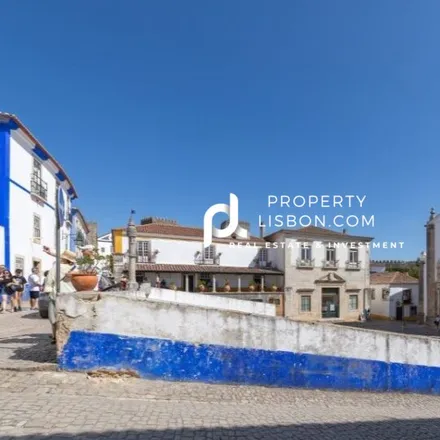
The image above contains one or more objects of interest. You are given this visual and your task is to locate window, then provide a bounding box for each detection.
[402,289,412,304]
[382,288,390,300]
[33,214,41,242]
[326,244,336,262]
[30,159,47,201]
[370,288,376,300]
[137,241,150,263]
[349,246,359,263]
[33,158,41,177]
[204,245,216,261]
[259,248,268,264]
[199,273,211,282]
[349,295,359,311]
[300,295,311,312]
[301,243,312,261]
[14,256,24,273]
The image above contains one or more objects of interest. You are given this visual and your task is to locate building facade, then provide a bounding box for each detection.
[266,227,372,321]
[70,208,89,254]
[0,112,78,274]
[370,272,419,320]
[98,232,113,256]
[112,217,284,314]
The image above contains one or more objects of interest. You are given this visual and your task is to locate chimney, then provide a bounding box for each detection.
[260,223,266,238]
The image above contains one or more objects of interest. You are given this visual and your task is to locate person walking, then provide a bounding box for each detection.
[0,268,14,312]
[28,268,42,310]
[44,250,76,344]
[13,269,27,311]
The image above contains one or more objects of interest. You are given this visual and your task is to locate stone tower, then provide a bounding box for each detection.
[426,208,437,324]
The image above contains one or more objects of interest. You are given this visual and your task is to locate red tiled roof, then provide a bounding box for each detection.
[370,272,418,285]
[135,264,282,274]
[265,226,374,242]
[135,223,266,244]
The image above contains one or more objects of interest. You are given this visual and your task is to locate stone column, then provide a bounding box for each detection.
[238,275,241,292]
[426,208,436,324]
[418,252,426,324]
[185,275,189,292]
[261,275,264,292]
[212,275,216,293]
[127,211,138,291]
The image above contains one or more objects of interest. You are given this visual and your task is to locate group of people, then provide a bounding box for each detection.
[0,267,28,312]
[0,245,107,343]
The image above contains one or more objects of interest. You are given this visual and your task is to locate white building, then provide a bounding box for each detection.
[370,272,419,320]
[112,217,284,314]
[70,208,90,254]
[98,232,113,256]
[0,112,78,275]
[265,226,372,321]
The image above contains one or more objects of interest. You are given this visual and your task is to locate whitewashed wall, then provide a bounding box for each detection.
[8,132,72,274]
[370,284,419,319]
[98,234,113,256]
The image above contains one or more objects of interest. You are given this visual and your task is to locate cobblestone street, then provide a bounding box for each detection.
[1,309,440,439]
[0,308,56,370]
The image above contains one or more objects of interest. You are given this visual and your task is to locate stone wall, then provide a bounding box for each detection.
[57,290,440,394]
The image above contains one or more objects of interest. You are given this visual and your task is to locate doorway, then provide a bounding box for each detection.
[321,287,339,318]
[396,305,403,321]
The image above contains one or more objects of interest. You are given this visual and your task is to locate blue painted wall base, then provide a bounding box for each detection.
[58,330,440,394]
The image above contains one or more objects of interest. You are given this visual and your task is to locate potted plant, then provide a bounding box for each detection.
[198,280,207,292]
[271,283,278,292]
[224,279,231,292]
[248,281,256,292]
[70,252,103,292]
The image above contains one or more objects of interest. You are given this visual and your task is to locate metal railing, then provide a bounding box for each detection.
[30,173,48,201]
[296,258,315,268]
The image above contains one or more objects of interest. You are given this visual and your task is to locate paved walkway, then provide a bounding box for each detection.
[0,308,56,370]
[336,319,440,337]
[1,307,440,438]
[0,370,440,439]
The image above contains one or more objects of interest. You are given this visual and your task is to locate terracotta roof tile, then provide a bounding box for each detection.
[135,263,282,274]
[265,226,374,242]
[135,223,265,244]
[370,272,418,285]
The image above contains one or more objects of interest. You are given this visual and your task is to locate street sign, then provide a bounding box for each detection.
[57,186,65,228]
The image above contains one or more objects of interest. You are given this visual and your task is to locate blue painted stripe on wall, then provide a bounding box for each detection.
[0,125,10,268]
[58,331,440,394]
[55,171,66,182]
[9,179,55,211]
[32,144,50,161]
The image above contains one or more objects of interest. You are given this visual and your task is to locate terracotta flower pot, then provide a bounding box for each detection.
[248,284,255,292]
[224,284,231,292]
[198,284,206,292]
[71,274,98,292]
[271,285,278,292]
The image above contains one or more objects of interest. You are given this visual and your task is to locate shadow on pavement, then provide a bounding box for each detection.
[0,332,56,364]
[20,311,44,320]
[8,417,440,439]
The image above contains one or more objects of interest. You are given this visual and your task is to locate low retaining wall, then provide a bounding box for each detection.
[148,287,276,316]
[57,291,440,394]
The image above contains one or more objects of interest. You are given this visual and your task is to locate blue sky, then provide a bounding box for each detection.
[1,1,439,259]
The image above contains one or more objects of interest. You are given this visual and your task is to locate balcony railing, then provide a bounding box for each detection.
[346,260,361,270]
[30,173,48,201]
[194,256,220,265]
[296,258,315,268]
[322,260,339,269]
